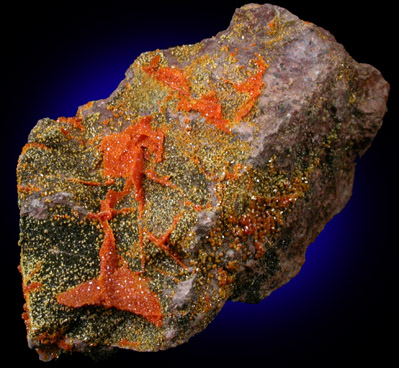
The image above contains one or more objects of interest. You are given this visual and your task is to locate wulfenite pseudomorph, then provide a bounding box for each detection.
[17,3,389,361]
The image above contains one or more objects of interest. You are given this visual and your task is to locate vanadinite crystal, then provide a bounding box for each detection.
[17,3,389,361]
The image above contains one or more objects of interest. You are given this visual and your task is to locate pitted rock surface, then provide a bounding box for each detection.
[17,3,389,360]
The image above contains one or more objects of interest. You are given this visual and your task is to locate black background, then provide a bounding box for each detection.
[2,1,397,367]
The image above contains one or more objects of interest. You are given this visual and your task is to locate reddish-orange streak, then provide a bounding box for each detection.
[145,168,178,190]
[100,115,164,217]
[21,142,51,155]
[143,55,190,97]
[234,53,268,122]
[143,56,230,133]
[56,116,167,327]
[17,184,41,193]
[146,214,186,269]
[56,116,85,131]
[144,53,267,131]
[177,91,230,134]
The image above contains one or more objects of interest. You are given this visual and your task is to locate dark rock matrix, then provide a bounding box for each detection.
[16,3,389,361]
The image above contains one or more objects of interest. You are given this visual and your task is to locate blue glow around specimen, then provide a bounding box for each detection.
[15,21,389,362]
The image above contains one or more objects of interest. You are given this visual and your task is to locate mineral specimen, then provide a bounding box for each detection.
[17,3,389,361]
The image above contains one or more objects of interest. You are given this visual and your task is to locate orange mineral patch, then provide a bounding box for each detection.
[143,52,267,132]
[56,193,164,327]
[56,115,190,327]
[56,116,85,131]
[17,184,41,193]
[100,115,164,216]
[21,142,51,155]
[143,54,190,96]
[234,53,268,122]
[143,55,231,133]
[177,91,230,133]
[56,115,174,327]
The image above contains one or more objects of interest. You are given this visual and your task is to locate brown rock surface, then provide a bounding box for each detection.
[16,3,389,360]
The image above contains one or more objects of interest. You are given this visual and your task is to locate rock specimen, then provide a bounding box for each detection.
[17,3,389,361]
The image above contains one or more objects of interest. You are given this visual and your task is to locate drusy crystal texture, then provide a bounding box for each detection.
[17,3,389,361]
